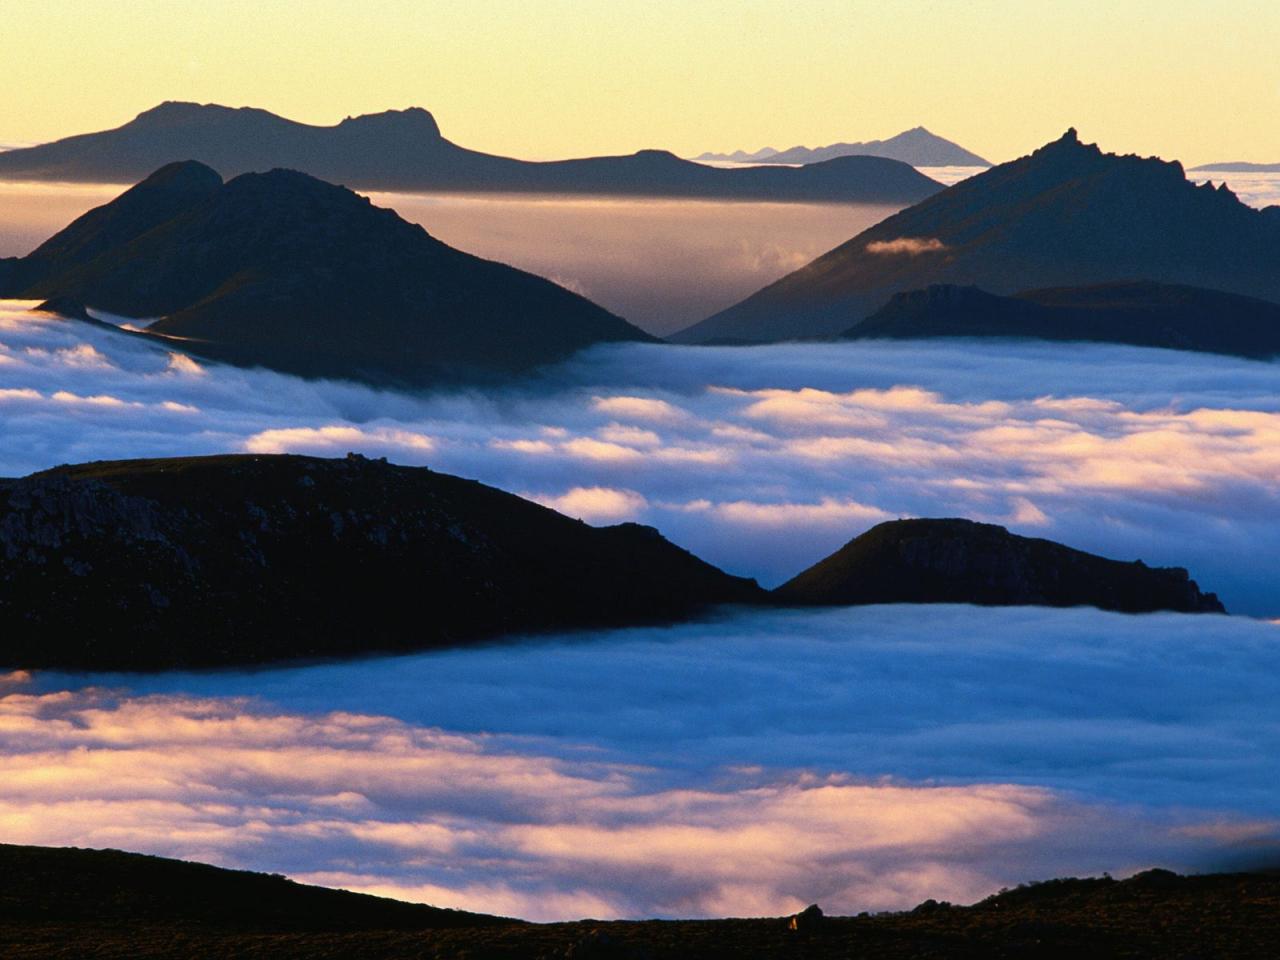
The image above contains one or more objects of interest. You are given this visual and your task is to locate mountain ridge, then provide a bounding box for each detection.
[695,126,991,167]
[843,280,1280,358]
[0,101,942,203]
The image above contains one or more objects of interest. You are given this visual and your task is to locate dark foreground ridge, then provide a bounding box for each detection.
[776,518,1225,613]
[677,128,1280,343]
[0,454,763,669]
[3,844,1278,959]
[0,101,942,203]
[844,281,1280,359]
[0,161,651,387]
[0,457,1229,669]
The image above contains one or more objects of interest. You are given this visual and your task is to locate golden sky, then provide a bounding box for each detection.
[3,0,1277,166]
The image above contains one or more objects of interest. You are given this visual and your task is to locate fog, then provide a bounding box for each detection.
[5,604,1277,920]
[4,300,1280,613]
[3,169,1275,335]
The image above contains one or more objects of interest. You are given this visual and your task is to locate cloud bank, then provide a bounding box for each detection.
[4,301,1280,612]
[11,604,1280,919]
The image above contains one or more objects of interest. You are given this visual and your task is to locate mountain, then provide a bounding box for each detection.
[674,129,1280,343]
[0,843,509,931]
[0,453,764,670]
[844,281,1280,358]
[774,518,1225,614]
[3,845,1277,959]
[1190,161,1280,172]
[696,127,991,167]
[0,101,941,203]
[0,161,651,386]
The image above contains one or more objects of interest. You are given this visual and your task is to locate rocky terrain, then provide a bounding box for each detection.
[0,161,651,386]
[776,518,1225,613]
[844,280,1280,359]
[676,129,1280,343]
[0,454,764,669]
[0,101,942,204]
[2,844,1277,959]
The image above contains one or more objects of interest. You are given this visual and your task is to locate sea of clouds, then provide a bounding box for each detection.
[4,300,1280,613]
[6,605,1279,920]
[4,296,1280,918]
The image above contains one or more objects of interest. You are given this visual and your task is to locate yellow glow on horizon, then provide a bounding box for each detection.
[2,1,1278,167]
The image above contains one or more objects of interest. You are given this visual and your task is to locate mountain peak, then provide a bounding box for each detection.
[338,107,442,139]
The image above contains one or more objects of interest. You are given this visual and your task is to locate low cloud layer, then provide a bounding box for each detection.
[12,604,1280,920]
[865,236,949,256]
[3,301,1280,612]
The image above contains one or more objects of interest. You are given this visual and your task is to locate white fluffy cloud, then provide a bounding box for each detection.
[11,604,1280,919]
[3,301,1280,614]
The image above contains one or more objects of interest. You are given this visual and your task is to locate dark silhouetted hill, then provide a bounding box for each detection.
[844,281,1280,358]
[2,845,1278,959]
[697,127,990,167]
[0,843,509,931]
[0,101,941,203]
[774,518,1225,614]
[0,454,764,669]
[0,162,651,387]
[675,129,1280,343]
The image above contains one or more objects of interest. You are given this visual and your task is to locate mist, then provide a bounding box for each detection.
[5,604,1277,920]
[4,300,1280,613]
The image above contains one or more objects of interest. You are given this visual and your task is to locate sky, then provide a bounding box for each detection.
[3,0,1278,166]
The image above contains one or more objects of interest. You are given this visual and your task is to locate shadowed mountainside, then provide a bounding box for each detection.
[2,844,1278,959]
[0,101,942,203]
[675,129,1280,343]
[843,281,1280,359]
[0,454,764,669]
[696,126,991,167]
[776,518,1225,614]
[0,161,651,387]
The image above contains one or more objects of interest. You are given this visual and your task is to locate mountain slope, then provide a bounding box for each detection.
[774,518,1225,613]
[845,280,1280,358]
[697,127,990,167]
[0,454,764,669]
[0,161,652,386]
[0,101,941,203]
[676,129,1280,343]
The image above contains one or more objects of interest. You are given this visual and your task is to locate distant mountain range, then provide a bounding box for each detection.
[0,161,651,387]
[0,101,941,203]
[694,126,991,167]
[777,518,1224,613]
[844,281,1280,359]
[1190,161,1280,172]
[0,455,1224,670]
[674,129,1280,343]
